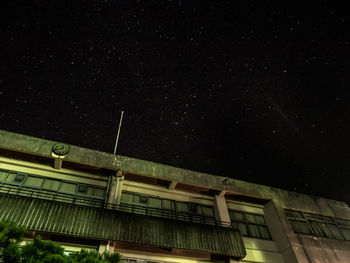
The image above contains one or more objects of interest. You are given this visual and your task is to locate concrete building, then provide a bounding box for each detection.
[0,129,350,263]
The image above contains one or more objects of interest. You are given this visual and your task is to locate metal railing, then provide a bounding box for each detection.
[0,183,231,228]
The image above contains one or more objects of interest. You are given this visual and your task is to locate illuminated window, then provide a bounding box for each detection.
[229,210,271,240]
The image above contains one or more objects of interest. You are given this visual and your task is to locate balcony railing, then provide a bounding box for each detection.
[0,183,231,228]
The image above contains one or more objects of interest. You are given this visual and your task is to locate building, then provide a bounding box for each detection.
[0,129,350,263]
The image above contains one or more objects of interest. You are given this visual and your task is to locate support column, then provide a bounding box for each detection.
[53,158,62,169]
[115,171,124,205]
[106,241,116,254]
[168,181,177,190]
[264,200,306,263]
[107,170,124,205]
[98,242,108,254]
[213,192,231,227]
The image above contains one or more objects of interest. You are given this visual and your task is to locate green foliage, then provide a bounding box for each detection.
[21,236,66,263]
[102,252,121,263]
[68,249,103,263]
[0,222,26,263]
[67,249,121,263]
[0,222,121,263]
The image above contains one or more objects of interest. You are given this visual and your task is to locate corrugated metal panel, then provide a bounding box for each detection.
[0,194,246,258]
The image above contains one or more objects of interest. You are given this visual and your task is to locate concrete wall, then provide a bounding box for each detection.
[2,130,350,263]
[264,199,350,263]
[242,238,285,263]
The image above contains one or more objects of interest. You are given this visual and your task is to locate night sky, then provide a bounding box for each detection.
[1,1,349,204]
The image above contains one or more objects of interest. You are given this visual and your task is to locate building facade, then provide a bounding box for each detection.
[0,130,350,263]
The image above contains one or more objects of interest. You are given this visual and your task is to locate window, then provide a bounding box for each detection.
[60,182,77,193]
[190,204,198,213]
[336,219,350,241]
[176,202,189,213]
[92,188,105,199]
[42,180,60,191]
[24,177,43,188]
[120,191,215,224]
[121,192,133,203]
[148,197,162,208]
[285,209,350,241]
[202,206,214,217]
[229,210,271,239]
[77,185,88,193]
[0,169,106,203]
[140,195,148,204]
[0,171,9,181]
[14,174,25,182]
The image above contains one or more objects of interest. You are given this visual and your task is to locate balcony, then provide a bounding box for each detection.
[0,183,246,259]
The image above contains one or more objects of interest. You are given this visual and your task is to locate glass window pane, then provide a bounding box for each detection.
[309,221,326,237]
[59,182,77,193]
[121,192,133,203]
[229,211,244,222]
[337,219,350,228]
[24,177,43,188]
[326,224,343,240]
[252,215,265,224]
[190,204,200,214]
[14,174,26,182]
[42,180,60,191]
[139,195,148,204]
[341,228,350,241]
[247,224,260,238]
[232,222,248,236]
[202,206,214,217]
[93,188,105,198]
[245,213,264,224]
[305,213,332,222]
[149,197,162,208]
[0,171,9,181]
[176,202,189,213]
[285,209,304,219]
[133,195,140,204]
[5,173,19,183]
[259,226,271,239]
[290,220,312,235]
[162,199,175,210]
[76,185,89,194]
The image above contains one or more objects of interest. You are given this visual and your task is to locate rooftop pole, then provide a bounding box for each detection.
[113,110,124,155]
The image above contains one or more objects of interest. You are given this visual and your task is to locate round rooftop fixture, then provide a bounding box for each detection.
[52,143,70,156]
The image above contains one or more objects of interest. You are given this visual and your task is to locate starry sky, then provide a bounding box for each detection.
[1,1,349,204]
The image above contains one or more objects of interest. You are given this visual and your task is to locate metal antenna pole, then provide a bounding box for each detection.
[114,110,124,155]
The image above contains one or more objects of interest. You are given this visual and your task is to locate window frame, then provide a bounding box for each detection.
[285,208,349,241]
[228,209,272,240]
[0,169,106,200]
[120,190,215,218]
